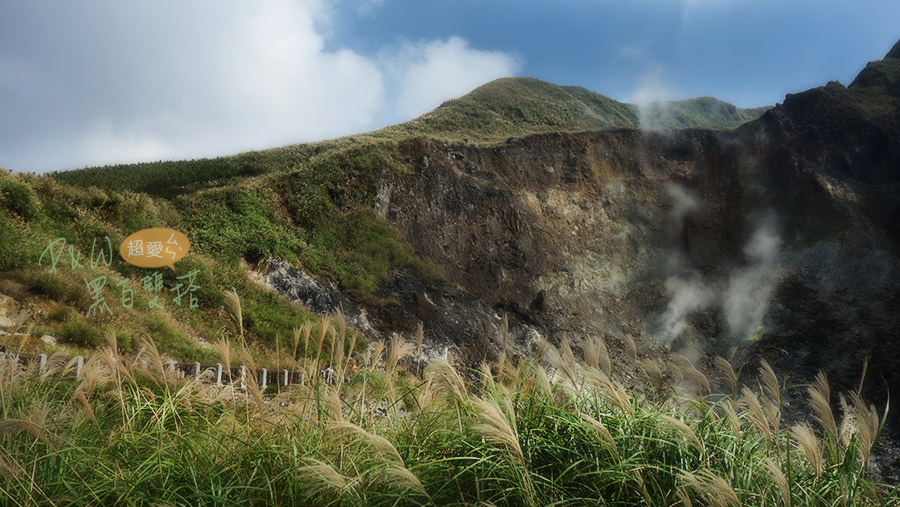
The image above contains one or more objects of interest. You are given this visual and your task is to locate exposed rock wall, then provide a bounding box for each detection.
[378,92,900,427]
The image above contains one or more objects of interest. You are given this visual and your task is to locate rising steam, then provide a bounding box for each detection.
[656,186,783,345]
[722,221,782,339]
[657,183,713,343]
[631,67,675,130]
[658,274,716,343]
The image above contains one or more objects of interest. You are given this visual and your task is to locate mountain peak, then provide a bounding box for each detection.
[377,77,769,143]
[847,39,900,97]
[886,38,900,59]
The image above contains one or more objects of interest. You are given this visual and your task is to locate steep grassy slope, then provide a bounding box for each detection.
[0,169,316,361]
[1,137,443,363]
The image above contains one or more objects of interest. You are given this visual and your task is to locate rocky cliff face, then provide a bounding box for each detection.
[366,44,900,426]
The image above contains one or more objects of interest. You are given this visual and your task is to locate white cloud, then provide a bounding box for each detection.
[393,37,521,119]
[354,0,384,16]
[70,0,386,168]
[1,1,520,171]
[84,121,176,166]
[219,0,385,144]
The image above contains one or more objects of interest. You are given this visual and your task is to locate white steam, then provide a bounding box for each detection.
[722,222,782,338]
[630,66,676,130]
[665,182,701,235]
[658,274,716,343]
[657,183,712,344]
[655,185,783,344]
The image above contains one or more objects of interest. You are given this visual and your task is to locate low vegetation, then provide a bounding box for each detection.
[0,319,894,506]
[0,140,434,361]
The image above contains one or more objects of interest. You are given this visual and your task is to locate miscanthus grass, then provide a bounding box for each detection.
[0,333,895,506]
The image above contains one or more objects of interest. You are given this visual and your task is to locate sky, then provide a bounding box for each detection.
[1,0,899,173]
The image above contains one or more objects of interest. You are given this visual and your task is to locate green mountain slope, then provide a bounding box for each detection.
[374,77,770,142]
[51,77,770,200]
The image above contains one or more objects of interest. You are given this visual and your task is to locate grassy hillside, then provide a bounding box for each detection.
[0,139,436,364]
[372,77,770,143]
[3,59,899,506]
[641,96,771,129]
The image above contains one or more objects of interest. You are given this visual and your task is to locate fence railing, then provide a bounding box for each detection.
[0,352,321,388]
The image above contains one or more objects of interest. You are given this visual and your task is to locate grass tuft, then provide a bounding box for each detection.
[0,327,892,505]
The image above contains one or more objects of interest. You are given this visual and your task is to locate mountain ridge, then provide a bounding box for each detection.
[47,77,772,199]
[374,76,770,143]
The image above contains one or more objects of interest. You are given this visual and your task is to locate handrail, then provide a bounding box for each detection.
[0,352,323,388]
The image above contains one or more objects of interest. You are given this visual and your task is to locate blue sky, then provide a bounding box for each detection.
[1,0,898,173]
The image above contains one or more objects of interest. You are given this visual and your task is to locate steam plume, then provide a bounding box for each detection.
[655,185,782,344]
[722,221,782,339]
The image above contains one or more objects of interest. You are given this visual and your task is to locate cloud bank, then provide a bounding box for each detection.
[0,0,519,172]
[392,37,521,120]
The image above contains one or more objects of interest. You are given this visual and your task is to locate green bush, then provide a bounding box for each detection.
[24,271,75,301]
[105,191,162,233]
[57,314,105,348]
[0,178,40,220]
[0,216,29,270]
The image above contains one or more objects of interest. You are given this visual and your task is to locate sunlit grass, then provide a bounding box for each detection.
[0,333,895,506]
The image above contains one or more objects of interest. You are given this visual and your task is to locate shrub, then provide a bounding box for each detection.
[57,314,105,347]
[0,177,40,220]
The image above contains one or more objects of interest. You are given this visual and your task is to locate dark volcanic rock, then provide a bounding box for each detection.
[261,257,378,340]
[372,41,900,432]
[266,257,340,314]
[262,258,542,366]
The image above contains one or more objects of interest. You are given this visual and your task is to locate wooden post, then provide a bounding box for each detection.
[194,362,201,379]
[75,356,84,378]
[39,354,47,372]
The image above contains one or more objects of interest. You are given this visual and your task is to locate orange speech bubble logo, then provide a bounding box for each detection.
[119,228,190,270]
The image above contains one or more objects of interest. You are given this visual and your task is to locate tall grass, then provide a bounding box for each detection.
[0,336,895,506]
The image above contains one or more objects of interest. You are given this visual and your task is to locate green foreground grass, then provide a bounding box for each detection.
[0,321,894,506]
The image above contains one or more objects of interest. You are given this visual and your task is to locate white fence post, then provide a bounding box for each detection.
[216,363,223,386]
